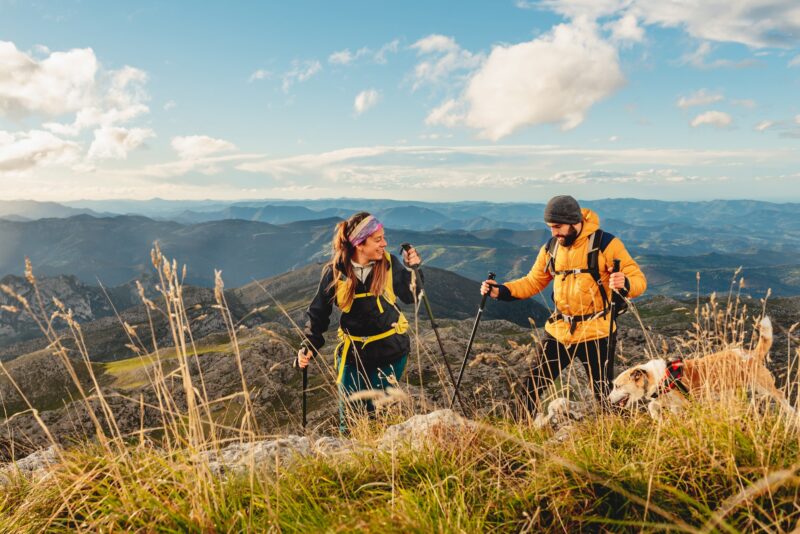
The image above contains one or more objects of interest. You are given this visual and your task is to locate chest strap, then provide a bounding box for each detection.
[548,308,609,334]
[354,291,384,313]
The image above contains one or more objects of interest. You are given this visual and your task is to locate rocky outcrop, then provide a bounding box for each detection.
[1,409,475,483]
[378,409,476,452]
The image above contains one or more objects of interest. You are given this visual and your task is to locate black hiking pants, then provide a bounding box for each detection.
[523,333,613,415]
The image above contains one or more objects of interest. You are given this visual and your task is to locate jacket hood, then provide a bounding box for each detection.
[573,208,599,245]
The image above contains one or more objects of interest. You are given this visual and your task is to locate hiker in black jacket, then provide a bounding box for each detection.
[297,211,421,432]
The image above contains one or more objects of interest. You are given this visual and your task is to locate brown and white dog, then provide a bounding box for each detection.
[608,317,796,419]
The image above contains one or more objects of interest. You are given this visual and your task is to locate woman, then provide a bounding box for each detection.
[297,212,421,432]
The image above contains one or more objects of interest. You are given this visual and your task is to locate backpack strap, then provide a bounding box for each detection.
[586,230,609,316]
[545,236,558,276]
[548,229,622,320]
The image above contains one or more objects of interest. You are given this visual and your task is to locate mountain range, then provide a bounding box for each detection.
[0,209,796,298]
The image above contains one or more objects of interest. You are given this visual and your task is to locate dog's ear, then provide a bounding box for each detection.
[631,369,644,381]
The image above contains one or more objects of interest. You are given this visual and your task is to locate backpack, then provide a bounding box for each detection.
[544,229,627,316]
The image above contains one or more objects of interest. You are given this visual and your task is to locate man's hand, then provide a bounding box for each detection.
[402,246,421,268]
[608,268,626,291]
[296,347,312,369]
[481,279,500,298]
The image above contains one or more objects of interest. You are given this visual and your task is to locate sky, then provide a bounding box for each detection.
[1,0,799,203]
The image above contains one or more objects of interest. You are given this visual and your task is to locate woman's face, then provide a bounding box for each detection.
[355,229,387,262]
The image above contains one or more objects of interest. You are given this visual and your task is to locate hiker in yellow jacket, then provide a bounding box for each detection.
[481,195,646,415]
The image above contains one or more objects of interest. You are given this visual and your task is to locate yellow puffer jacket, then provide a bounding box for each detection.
[504,208,646,345]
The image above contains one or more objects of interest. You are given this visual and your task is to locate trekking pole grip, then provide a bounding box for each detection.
[612,259,621,273]
[399,242,419,269]
[480,272,496,309]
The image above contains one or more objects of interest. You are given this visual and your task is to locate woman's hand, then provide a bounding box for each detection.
[403,246,421,268]
[296,347,312,369]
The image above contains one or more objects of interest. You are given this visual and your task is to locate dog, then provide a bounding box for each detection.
[608,317,796,419]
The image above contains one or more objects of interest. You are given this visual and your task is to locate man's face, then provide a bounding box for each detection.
[548,223,579,246]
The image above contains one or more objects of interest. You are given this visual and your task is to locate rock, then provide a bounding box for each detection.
[377,409,476,452]
[533,397,591,430]
[0,445,59,485]
[202,435,352,475]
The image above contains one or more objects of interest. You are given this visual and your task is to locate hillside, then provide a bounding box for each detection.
[1,209,799,297]
[0,264,549,362]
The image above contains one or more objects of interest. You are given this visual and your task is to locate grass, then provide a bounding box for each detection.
[101,337,256,390]
[1,253,799,532]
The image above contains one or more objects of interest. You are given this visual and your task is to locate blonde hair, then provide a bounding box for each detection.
[328,211,388,311]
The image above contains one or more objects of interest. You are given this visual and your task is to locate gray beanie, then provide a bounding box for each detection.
[544,195,582,224]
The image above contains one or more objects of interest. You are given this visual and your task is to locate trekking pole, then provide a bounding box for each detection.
[294,351,309,431]
[399,243,467,413]
[450,272,495,410]
[302,366,308,430]
[607,259,622,360]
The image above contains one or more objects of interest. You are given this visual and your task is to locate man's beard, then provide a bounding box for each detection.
[557,226,579,247]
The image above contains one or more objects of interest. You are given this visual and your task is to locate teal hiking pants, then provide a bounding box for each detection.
[337,354,408,434]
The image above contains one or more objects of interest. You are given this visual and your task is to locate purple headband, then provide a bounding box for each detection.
[348,215,383,246]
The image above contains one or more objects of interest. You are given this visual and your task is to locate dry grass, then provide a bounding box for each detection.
[0,257,798,532]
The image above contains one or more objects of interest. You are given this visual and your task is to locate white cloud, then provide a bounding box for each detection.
[329,40,399,66]
[676,89,723,109]
[681,41,757,69]
[281,60,322,92]
[163,100,176,111]
[789,55,800,67]
[237,143,774,192]
[0,129,81,173]
[374,40,400,64]
[606,13,645,43]
[537,0,629,20]
[795,115,800,125]
[630,0,800,49]
[690,110,733,128]
[412,34,459,54]
[410,34,483,90]
[354,89,380,115]
[755,120,775,131]
[249,69,271,82]
[425,99,463,128]
[171,135,236,160]
[40,65,150,137]
[329,49,355,65]
[542,0,800,48]
[87,126,154,160]
[0,40,97,117]
[446,20,625,139]
[140,153,258,178]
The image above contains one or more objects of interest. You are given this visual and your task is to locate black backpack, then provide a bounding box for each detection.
[544,229,627,316]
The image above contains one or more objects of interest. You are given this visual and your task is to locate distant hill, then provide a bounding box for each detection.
[0,263,549,360]
[0,212,798,299]
[0,200,105,220]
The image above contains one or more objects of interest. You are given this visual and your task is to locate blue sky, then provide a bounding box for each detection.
[1,0,799,202]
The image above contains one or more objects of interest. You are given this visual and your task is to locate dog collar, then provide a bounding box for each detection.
[650,358,690,399]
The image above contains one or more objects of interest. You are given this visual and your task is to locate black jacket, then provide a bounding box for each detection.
[303,254,421,368]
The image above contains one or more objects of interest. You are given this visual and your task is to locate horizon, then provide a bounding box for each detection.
[3,196,800,206]
[2,2,799,201]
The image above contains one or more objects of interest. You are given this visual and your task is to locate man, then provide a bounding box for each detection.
[481,195,646,415]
